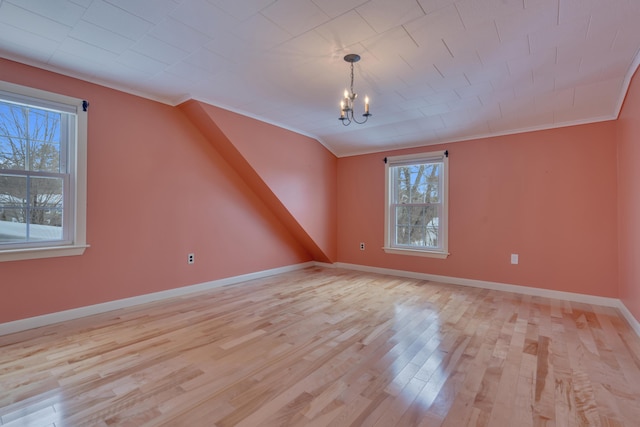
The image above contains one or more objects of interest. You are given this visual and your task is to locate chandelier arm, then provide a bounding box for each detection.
[338,110,370,125]
[349,113,369,125]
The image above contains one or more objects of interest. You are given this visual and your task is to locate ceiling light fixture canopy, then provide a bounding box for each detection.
[339,54,371,126]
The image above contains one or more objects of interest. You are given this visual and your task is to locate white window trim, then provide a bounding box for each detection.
[0,81,88,262]
[383,150,449,259]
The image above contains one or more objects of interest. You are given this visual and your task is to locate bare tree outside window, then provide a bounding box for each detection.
[0,102,65,243]
[392,162,442,248]
[385,151,449,258]
[0,81,86,261]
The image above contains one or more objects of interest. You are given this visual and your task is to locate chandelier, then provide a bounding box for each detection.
[339,54,371,125]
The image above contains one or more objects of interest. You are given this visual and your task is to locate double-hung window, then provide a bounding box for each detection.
[0,81,87,262]
[384,150,449,258]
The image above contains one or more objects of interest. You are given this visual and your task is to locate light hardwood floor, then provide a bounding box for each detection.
[1,267,640,426]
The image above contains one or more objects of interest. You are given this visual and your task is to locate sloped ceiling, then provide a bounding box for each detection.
[1,0,639,156]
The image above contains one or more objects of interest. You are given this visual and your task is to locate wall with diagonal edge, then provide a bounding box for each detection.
[178,100,337,263]
[0,58,314,324]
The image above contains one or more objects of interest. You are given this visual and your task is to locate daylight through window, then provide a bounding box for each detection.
[0,81,87,261]
[384,150,449,258]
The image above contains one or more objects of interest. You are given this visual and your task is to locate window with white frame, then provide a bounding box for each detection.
[0,81,87,262]
[384,150,449,258]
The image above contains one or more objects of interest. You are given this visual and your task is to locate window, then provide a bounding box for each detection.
[0,81,87,262]
[384,150,449,258]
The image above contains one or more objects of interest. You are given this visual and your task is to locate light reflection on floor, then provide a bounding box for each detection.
[385,301,455,416]
[1,392,62,426]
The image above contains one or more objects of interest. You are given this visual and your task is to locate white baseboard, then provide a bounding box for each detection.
[330,262,640,337]
[313,261,335,269]
[4,260,639,340]
[616,301,640,337]
[0,261,315,337]
[332,262,621,307]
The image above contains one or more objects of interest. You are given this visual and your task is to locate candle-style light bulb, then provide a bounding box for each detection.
[365,96,370,114]
[340,101,345,118]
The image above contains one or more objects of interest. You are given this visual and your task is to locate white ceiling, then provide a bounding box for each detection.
[1,0,639,157]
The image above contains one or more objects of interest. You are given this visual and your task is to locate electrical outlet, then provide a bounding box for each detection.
[510,254,518,265]
[359,242,365,250]
[188,253,195,264]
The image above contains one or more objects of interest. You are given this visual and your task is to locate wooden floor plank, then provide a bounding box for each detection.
[1,267,640,426]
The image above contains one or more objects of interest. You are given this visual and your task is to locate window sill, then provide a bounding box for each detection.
[383,247,449,259]
[0,244,89,262]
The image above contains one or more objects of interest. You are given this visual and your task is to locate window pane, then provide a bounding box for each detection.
[0,101,63,173]
[0,208,26,242]
[409,165,426,203]
[424,205,440,247]
[396,225,409,245]
[0,174,27,207]
[29,209,63,241]
[29,109,62,172]
[411,206,426,226]
[0,136,27,170]
[29,177,63,241]
[409,226,426,246]
[413,183,427,203]
[0,175,63,243]
[393,163,442,204]
[0,175,27,243]
[29,108,61,143]
[395,167,410,203]
[0,103,29,172]
[395,205,409,226]
[30,140,61,172]
[394,205,440,248]
[30,176,63,211]
[0,102,26,138]
[424,163,440,202]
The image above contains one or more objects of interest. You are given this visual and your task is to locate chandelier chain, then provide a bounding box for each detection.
[350,61,355,98]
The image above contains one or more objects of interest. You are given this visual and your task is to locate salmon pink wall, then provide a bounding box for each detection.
[0,59,312,324]
[178,101,337,262]
[337,123,619,297]
[617,68,640,321]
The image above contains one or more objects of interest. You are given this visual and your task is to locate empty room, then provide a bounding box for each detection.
[1,0,640,426]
